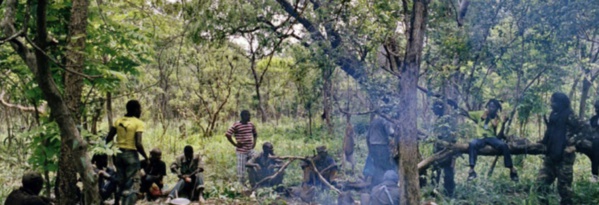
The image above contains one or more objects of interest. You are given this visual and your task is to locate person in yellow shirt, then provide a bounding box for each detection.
[106,100,148,205]
[466,99,518,182]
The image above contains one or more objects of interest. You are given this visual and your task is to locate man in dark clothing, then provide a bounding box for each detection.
[536,92,582,205]
[246,142,284,188]
[370,170,401,205]
[5,172,52,205]
[140,148,166,201]
[466,99,518,182]
[301,146,338,188]
[92,154,117,202]
[431,100,458,197]
[580,100,599,182]
[366,116,396,186]
[166,145,205,203]
[105,100,148,205]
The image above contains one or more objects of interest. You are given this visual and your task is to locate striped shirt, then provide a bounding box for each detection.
[225,121,257,153]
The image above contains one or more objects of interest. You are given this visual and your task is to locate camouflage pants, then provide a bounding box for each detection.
[536,153,575,205]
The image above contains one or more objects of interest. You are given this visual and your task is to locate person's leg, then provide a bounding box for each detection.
[113,155,126,205]
[557,154,575,205]
[119,151,140,205]
[591,140,599,180]
[236,151,250,184]
[442,159,455,197]
[168,179,186,199]
[536,159,556,205]
[468,139,485,180]
[486,137,518,181]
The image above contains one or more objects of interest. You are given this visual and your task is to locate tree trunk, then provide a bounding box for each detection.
[107,92,113,126]
[47,0,100,203]
[579,71,592,117]
[322,66,334,135]
[396,0,429,204]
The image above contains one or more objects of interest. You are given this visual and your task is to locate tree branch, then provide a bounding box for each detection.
[0,90,47,113]
[23,35,100,80]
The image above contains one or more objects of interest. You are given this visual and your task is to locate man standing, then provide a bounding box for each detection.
[537,92,581,205]
[166,145,205,203]
[431,100,458,197]
[106,100,148,205]
[225,110,258,185]
[367,116,395,186]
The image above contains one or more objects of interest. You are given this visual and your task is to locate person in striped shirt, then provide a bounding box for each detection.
[225,110,258,185]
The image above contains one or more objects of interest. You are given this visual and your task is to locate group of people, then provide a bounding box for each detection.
[6,91,599,205]
[428,92,599,205]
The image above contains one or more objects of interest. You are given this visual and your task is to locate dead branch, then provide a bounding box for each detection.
[308,159,341,194]
[0,90,47,114]
[270,155,341,194]
[251,159,295,191]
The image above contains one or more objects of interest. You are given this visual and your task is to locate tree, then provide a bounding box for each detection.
[1,0,100,203]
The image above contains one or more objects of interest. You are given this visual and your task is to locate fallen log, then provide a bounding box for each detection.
[417,138,595,172]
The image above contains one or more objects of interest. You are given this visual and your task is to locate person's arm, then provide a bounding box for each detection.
[134,132,148,160]
[252,124,258,149]
[246,155,260,169]
[225,125,240,148]
[170,158,183,179]
[105,126,117,144]
[190,155,204,175]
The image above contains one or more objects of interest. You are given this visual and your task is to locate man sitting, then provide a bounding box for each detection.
[301,146,338,188]
[246,142,284,188]
[140,148,166,201]
[91,154,117,202]
[5,172,53,205]
[166,145,205,203]
[370,170,401,205]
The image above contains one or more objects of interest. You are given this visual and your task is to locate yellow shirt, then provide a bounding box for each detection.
[114,116,145,150]
[468,110,502,138]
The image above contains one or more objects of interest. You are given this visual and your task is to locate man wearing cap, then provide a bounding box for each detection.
[5,172,53,205]
[140,148,167,201]
[370,170,401,205]
[301,146,338,188]
[166,145,205,203]
[246,142,285,188]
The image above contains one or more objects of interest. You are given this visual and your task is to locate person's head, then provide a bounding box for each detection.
[485,99,502,115]
[593,100,599,114]
[125,100,142,118]
[383,170,399,184]
[550,92,571,112]
[22,172,44,195]
[240,110,251,123]
[262,142,274,155]
[150,148,162,162]
[316,146,328,158]
[92,154,108,169]
[183,145,193,159]
[432,99,458,117]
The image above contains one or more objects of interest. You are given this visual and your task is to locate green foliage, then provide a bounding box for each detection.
[25,119,61,173]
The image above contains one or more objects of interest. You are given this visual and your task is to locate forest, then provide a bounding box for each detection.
[2,0,599,204]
